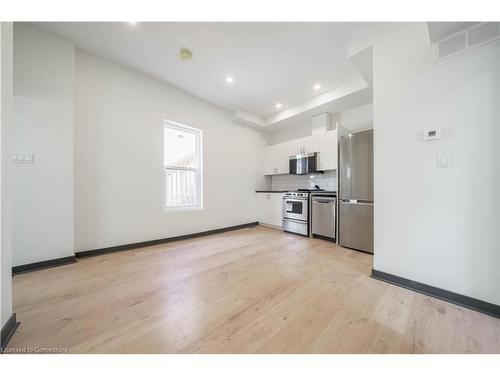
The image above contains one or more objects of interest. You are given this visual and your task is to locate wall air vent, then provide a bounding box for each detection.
[433,22,499,62]
[437,33,466,59]
[469,22,500,47]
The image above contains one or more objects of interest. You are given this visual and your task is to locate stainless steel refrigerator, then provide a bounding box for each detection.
[338,129,374,253]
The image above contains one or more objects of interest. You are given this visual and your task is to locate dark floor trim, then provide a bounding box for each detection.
[312,234,336,242]
[371,269,500,319]
[12,256,77,275]
[76,222,259,258]
[1,313,20,353]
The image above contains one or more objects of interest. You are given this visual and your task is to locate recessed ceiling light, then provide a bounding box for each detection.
[179,48,193,61]
[127,21,137,25]
[275,103,282,109]
[313,83,321,90]
[225,76,234,84]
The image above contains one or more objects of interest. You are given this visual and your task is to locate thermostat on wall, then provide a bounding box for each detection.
[424,128,441,141]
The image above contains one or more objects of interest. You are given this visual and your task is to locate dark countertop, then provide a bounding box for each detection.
[256,190,337,194]
[311,191,337,195]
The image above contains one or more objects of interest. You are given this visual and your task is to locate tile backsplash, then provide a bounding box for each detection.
[271,170,336,191]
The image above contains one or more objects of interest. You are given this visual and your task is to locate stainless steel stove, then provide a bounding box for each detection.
[282,191,310,236]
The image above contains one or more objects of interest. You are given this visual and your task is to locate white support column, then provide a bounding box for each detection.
[0,21,14,332]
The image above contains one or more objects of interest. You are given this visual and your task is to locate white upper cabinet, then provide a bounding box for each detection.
[287,138,303,156]
[317,130,337,171]
[264,133,335,175]
[263,113,337,175]
[303,134,320,154]
[263,145,276,175]
[287,135,320,156]
[264,142,289,175]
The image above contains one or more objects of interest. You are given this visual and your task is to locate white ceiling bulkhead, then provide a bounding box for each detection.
[33,21,374,130]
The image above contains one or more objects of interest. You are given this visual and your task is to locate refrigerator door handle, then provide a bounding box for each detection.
[341,199,357,203]
[340,199,374,205]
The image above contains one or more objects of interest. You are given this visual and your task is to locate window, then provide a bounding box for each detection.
[163,120,203,211]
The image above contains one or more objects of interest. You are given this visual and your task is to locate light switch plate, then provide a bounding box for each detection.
[12,152,34,164]
[437,153,452,168]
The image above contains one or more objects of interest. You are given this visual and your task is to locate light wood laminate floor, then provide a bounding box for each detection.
[8,226,500,353]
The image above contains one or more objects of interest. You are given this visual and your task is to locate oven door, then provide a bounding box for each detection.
[283,218,309,236]
[282,197,308,221]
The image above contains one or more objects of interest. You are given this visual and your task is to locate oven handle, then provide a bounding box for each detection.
[282,197,308,202]
[282,218,307,225]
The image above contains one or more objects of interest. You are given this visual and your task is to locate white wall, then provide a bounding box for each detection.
[371,24,500,304]
[267,123,312,145]
[339,103,373,132]
[74,51,267,251]
[267,103,373,145]
[1,22,13,328]
[12,24,75,266]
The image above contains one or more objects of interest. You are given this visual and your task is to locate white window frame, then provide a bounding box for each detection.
[163,120,203,212]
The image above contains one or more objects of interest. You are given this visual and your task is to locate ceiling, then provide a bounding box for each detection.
[33,22,365,118]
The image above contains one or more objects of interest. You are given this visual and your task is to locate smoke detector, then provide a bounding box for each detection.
[179,48,193,61]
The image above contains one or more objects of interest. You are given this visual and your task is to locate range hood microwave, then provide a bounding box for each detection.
[289,152,318,175]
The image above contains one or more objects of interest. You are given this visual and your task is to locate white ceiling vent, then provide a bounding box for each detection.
[433,22,499,62]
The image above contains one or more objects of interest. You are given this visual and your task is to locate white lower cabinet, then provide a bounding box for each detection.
[256,192,283,227]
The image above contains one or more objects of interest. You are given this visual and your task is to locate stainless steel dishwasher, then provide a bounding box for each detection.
[311,195,336,241]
